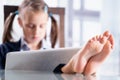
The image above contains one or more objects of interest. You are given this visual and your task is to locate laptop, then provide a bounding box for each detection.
[5,47,80,71]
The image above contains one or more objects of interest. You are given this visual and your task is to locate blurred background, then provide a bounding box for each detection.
[0,0,120,75]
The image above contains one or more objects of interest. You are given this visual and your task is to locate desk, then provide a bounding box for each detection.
[0,70,120,80]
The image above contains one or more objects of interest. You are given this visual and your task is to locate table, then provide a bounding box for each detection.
[0,70,120,80]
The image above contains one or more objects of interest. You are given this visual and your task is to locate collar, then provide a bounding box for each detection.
[20,38,52,51]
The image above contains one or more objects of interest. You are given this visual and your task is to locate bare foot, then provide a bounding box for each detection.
[83,34,114,75]
[62,31,110,74]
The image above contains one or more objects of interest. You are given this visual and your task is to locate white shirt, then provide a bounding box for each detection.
[20,37,52,51]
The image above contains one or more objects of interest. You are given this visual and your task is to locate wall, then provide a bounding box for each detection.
[0,0,4,43]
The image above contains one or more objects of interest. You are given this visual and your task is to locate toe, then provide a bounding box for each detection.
[103,30,110,37]
[108,35,114,49]
[100,31,110,44]
[100,36,108,44]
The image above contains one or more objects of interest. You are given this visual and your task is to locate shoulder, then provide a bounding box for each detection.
[0,40,21,56]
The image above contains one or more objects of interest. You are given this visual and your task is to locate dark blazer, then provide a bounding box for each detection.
[0,40,21,69]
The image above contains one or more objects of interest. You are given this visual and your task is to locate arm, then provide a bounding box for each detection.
[0,45,6,70]
[0,40,21,70]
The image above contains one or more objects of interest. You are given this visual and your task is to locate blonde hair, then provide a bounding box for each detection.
[3,0,58,48]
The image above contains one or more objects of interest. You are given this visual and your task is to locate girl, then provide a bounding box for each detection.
[0,0,114,75]
[1,0,58,70]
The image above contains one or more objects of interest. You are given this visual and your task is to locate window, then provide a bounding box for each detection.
[73,0,81,10]
[72,19,81,47]
[70,0,101,46]
[83,21,101,42]
[84,0,102,11]
[44,0,58,7]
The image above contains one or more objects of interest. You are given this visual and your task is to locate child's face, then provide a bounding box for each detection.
[19,11,48,44]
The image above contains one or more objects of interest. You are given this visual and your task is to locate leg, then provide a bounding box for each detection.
[62,31,110,73]
[83,34,114,75]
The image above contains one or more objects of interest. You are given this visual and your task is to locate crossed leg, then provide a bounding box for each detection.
[83,33,114,75]
[62,31,110,74]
